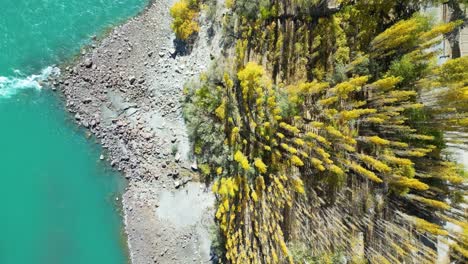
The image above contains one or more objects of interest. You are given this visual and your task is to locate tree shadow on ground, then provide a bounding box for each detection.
[172,36,197,57]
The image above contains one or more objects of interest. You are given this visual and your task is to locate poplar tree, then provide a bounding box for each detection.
[180,1,468,263]
[170,0,200,40]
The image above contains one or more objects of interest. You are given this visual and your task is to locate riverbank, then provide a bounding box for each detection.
[53,0,223,262]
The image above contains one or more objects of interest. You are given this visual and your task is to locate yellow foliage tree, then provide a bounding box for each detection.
[170,0,199,40]
[183,1,468,262]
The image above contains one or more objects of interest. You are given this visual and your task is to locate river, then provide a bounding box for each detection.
[0,0,148,263]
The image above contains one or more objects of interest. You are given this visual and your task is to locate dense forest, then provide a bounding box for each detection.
[172,0,467,263]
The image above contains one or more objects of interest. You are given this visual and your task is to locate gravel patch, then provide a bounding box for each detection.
[51,0,224,263]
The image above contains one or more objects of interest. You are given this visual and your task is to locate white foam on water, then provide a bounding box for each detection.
[0,66,60,98]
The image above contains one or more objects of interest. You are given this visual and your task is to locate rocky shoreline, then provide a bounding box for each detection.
[51,0,223,263]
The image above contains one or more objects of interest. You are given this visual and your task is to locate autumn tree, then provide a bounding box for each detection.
[170,0,200,40]
[183,1,468,263]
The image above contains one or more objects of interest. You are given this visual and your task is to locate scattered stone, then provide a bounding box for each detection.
[56,1,220,261]
[169,48,175,55]
[142,132,153,140]
[129,75,136,84]
[191,161,198,171]
[174,180,181,189]
[84,58,93,68]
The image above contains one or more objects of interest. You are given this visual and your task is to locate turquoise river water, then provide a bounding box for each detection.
[0,0,148,263]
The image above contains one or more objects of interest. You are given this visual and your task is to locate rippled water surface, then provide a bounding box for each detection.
[0,0,147,263]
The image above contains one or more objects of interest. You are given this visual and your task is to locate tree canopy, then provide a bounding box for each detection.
[170,0,200,40]
[179,0,468,263]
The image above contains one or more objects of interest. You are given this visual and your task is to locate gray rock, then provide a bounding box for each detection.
[142,132,153,140]
[129,76,136,84]
[82,98,92,104]
[174,181,181,189]
[84,58,93,68]
[191,161,198,171]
